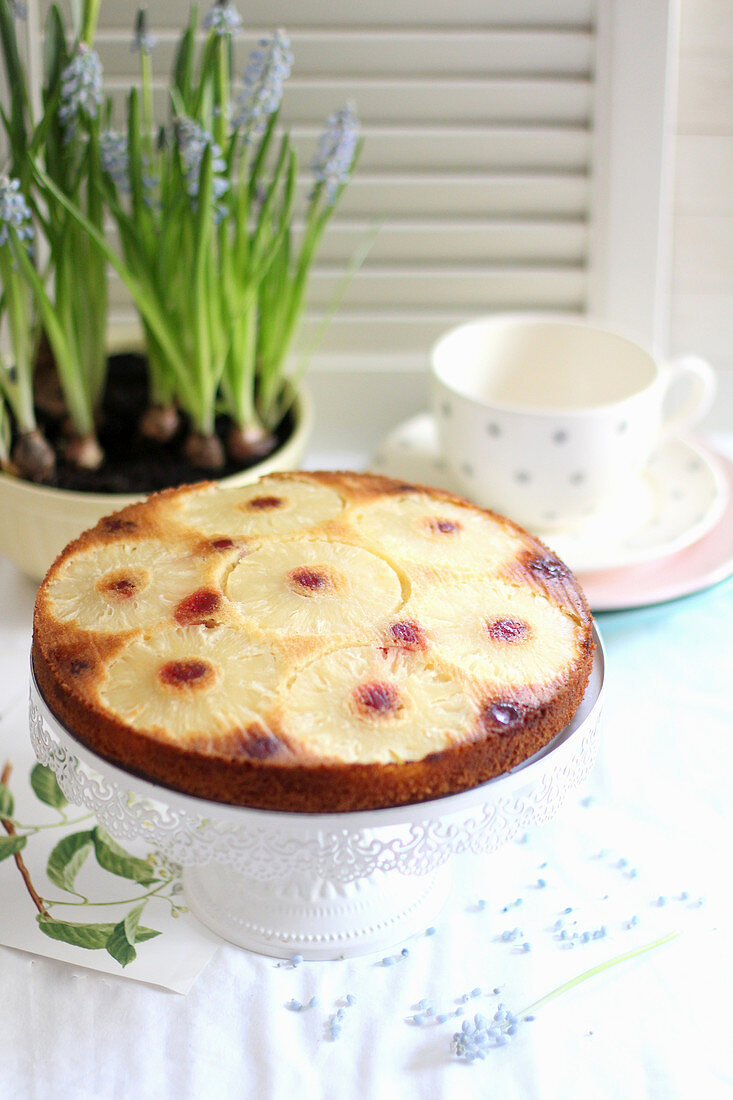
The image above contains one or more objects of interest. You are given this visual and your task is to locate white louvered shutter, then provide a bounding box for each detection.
[16,1,676,364]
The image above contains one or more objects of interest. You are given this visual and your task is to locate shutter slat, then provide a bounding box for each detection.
[105,78,592,127]
[103,219,586,265]
[108,265,585,311]
[289,127,591,172]
[96,29,594,79]
[309,176,589,218]
[297,221,589,264]
[69,1,594,32]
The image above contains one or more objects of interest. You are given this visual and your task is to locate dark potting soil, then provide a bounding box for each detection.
[36,352,293,495]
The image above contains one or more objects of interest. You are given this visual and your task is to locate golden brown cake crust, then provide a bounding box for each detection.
[32,471,594,813]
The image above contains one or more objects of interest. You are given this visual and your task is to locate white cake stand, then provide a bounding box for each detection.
[29,628,605,959]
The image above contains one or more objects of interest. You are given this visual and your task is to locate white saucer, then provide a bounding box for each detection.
[370,413,729,578]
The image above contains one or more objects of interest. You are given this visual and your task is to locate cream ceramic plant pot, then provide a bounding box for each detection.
[0,385,313,582]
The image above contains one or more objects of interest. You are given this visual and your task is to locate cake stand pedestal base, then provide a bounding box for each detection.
[183,861,453,960]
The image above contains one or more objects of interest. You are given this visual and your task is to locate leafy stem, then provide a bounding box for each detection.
[45,878,171,910]
[1,760,176,967]
[1,761,49,916]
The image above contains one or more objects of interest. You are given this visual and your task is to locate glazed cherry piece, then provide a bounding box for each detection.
[288,567,329,593]
[174,588,221,626]
[486,617,529,643]
[102,516,137,534]
[388,620,426,651]
[481,700,524,734]
[211,537,235,551]
[527,555,569,580]
[353,680,402,717]
[158,659,212,688]
[100,575,138,600]
[246,495,283,511]
[241,726,282,759]
[425,517,461,536]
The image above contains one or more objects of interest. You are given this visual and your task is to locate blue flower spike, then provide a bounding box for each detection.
[58,44,103,136]
[0,176,34,249]
[203,0,243,36]
[235,30,293,138]
[312,103,360,204]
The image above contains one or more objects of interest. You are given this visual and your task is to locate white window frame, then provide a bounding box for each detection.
[588,0,680,354]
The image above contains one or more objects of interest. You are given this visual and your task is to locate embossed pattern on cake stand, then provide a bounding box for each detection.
[29,629,604,959]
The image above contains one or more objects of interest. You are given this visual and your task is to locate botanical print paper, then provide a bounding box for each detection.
[0,695,220,993]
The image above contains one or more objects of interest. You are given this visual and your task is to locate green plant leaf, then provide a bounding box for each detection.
[46,830,94,893]
[0,782,13,819]
[123,902,144,943]
[36,915,117,949]
[0,834,26,863]
[91,827,157,884]
[105,920,137,968]
[29,764,67,810]
[134,926,162,943]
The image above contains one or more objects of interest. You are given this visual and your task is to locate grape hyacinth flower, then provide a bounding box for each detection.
[131,9,156,55]
[175,118,229,215]
[100,131,130,192]
[312,104,360,204]
[0,176,34,248]
[58,44,103,134]
[234,30,293,139]
[203,0,243,36]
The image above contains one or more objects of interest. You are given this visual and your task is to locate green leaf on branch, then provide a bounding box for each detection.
[123,902,144,944]
[36,915,117,949]
[105,920,138,968]
[91,827,157,884]
[29,764,67,809]
[134,926,162,943]
[104,905,160,966]
[0,783,14,819]
[0,834,26,863]
[46,830,94,893]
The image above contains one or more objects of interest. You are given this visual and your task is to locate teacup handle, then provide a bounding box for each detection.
[660,354,717,436]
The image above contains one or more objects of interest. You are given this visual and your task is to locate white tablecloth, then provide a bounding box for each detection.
[1,448,732,1100]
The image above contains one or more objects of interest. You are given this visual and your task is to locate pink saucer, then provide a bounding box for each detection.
[578,449,733,611]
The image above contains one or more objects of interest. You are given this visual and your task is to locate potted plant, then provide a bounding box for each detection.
[0,0,360,579]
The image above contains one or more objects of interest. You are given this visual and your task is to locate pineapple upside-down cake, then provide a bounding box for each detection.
[32,471,594,812]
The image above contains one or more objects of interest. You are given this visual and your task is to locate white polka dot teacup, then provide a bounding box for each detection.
[431,316,716,533]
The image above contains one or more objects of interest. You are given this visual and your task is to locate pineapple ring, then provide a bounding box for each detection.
[97,625,278,746]
[226,539,403,636]
[404,580,582,686]
[348,494,527,573]
[171,478,344,539]
[44,540,206,634]
[280,646,478,764]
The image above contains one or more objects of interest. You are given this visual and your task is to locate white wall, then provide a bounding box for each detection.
[671,0,733,428]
